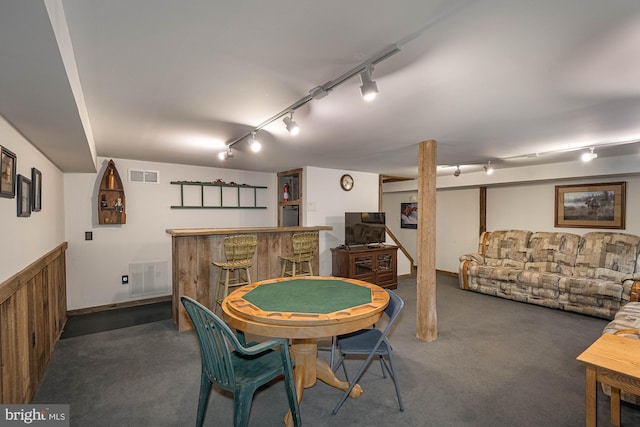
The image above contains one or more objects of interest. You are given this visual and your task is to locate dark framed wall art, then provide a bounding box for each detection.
[31,167,42,211]
[17,174,31,217]
[401,202,418,229]
[1,146,16,198]
[554,182,626,229]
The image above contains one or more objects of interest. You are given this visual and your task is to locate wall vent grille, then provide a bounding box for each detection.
[128,169,159,183]
[129,261,169,297]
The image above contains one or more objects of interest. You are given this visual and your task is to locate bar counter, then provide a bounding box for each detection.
[166,226,332,331]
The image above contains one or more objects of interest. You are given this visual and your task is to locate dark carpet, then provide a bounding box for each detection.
[34,274,640,426]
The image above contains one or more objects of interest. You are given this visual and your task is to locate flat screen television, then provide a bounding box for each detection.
[344,212,386,247]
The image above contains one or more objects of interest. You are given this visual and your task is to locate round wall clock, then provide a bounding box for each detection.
[340,174,354,191]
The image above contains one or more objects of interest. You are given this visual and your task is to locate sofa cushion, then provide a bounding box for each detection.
[517,270,561,291]
[526,232,581,274]
[484,230,531,267]
[468,264,520,282]
[559,276,623,299]
[603,301,640,337]
[574,232,640,281]
[524,261,558,273]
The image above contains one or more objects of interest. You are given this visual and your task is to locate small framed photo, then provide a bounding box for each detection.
[555,182,626,229]
[31,168,42,212]
[0,146,16,198]
[17,174,31,217]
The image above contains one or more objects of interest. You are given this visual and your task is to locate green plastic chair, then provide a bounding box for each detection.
[181,296,301,427]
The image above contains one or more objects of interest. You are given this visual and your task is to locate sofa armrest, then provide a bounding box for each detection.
[459,254,484,290]
[631,281,640,302]
[459,253,484,264]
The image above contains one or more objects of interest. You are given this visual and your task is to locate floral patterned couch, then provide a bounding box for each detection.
[458,230,640,319]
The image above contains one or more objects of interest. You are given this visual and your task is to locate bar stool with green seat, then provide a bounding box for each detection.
[213,235,257,310]
[279,232,318,277]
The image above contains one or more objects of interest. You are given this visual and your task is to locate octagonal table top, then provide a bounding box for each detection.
[224,276,389,327]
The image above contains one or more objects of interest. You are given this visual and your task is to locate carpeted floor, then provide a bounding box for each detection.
[34,274,640,426]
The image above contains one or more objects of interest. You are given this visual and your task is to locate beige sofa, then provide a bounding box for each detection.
[601,302,640,404]
[459,230,640,319]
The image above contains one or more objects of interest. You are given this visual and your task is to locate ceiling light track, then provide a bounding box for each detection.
[221,44,401,155]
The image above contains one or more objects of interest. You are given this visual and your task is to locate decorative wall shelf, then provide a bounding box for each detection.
[170,181,267,209]
[98,160,126,224]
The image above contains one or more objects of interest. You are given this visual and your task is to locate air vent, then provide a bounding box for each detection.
[128,169,159,183]
[129,261,169,297]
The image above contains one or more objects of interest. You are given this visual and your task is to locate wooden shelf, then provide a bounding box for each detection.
[98,160,126,224]
[170,181,267,209]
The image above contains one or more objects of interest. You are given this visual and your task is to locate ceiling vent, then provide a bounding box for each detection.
[128,169,159,184]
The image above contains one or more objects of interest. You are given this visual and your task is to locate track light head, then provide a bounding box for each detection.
[218,147,233,160]
[249,132,261,153]
[359,65,378,102]
[453,166,461,177]
[581,147,598,162]
[484,161,494,175]
[283,112,300,136]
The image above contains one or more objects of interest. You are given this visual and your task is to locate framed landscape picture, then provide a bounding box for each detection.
[0,146,16,198]
[554,182,625,229]
[17,174,31,217]
[401,202,418,229]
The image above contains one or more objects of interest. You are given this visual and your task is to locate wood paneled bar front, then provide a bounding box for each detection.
[166,226,332,331]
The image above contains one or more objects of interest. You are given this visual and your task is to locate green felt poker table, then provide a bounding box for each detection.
[222,276,389,425]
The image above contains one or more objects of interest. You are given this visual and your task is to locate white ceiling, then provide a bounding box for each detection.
[2,0,640,177]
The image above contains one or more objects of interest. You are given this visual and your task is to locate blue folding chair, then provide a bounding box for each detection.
[331,290,404,414]
[181,296,301,427]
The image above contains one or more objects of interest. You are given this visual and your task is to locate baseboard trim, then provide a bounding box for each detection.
[437,269,458,277]
[400,269,458,279]
[68,295,171,316]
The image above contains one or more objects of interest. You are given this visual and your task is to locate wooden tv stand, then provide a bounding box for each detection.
[331,245,398,289]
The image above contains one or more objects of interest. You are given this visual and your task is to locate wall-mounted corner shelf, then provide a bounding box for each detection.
[98,160,126,224]
[170,181,267,209]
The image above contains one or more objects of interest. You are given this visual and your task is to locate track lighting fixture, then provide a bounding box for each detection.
[581,147,598,162]
[359,64,378,102]
[218,147,234,160]
[484,161,494,175]
[249,132,261,153]
[283,112,300,136]
[219,44,401,161]
[453,166,461,177]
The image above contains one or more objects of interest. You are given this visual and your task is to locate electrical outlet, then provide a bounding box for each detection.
[121,275,129,285]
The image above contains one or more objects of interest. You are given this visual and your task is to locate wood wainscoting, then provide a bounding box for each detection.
[0,242,67,403]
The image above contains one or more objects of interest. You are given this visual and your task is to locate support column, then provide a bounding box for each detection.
[416,140,437,341]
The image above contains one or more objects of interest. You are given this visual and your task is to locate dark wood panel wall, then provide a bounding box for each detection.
[0,243,67,403]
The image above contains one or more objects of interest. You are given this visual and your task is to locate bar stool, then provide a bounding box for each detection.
[213,235,257,310]
[279,232,318,277]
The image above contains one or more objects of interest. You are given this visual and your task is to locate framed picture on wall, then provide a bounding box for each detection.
[17,174,31,217]
[31,167,42,212]
[554,182,625,229]
[0,146,16,198]
[401,202,418,229]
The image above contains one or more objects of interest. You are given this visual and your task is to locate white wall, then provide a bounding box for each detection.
[304,166,380,275]
[0,116,65,283]
[382,187,480,273]
[64,157,277,310]
[487,177,640,235]
[382,157,640,274]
